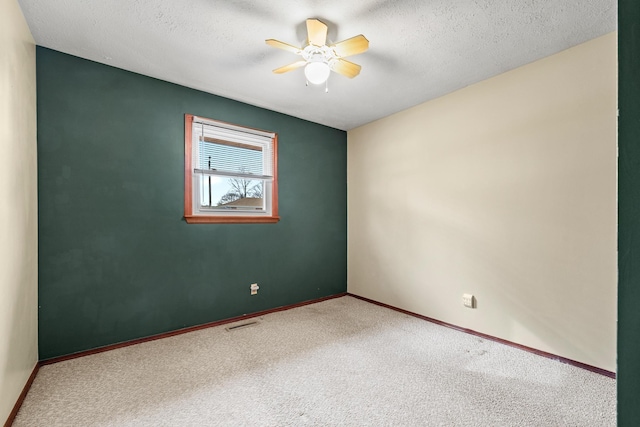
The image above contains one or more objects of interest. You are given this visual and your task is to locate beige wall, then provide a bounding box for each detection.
[0,0,38,422]
[348,33,617,371]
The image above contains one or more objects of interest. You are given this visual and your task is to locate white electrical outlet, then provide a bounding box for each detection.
[462,293,475,308]
[250,283,259,295]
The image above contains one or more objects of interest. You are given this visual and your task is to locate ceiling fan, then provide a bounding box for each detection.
[266,19,369,88]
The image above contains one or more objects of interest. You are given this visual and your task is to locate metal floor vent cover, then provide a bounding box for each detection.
[225,321,260,332]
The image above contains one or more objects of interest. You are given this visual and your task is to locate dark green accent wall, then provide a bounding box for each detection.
[36,47,347,360]
[618,0,640,425]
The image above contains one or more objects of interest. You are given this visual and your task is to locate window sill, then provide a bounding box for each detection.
[184,215,280,224]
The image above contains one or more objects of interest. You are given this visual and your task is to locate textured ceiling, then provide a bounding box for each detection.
[18,0,616,130]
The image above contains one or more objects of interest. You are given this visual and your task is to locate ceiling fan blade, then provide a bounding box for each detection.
[265,39,301,54]
[273,60,307,74]
[331,35,369,57]
[331,58,362,78]
[306,19,328,46]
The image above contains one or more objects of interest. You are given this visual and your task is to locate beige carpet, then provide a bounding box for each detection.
[14,296,615,426]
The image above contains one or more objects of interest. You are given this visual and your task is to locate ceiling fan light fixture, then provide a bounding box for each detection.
[304,61,331,85]
[267,19,368,83]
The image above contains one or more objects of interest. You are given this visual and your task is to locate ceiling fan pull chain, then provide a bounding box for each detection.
[325,79,329,93]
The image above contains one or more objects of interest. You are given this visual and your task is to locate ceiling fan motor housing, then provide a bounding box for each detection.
[302,45,337,66]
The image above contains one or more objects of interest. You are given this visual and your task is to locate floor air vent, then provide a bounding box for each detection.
[225,321,259,332]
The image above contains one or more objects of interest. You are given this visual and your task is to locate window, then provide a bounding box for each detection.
[184,114,279,223]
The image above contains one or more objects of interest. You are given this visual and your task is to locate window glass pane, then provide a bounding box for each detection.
[199,175,264,209]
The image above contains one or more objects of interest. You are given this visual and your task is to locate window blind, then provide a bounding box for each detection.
[193,117,274,180]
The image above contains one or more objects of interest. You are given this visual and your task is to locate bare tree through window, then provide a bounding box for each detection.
[217,167,263,206]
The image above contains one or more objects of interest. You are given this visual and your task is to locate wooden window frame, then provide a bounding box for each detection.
[184,114,279,224]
